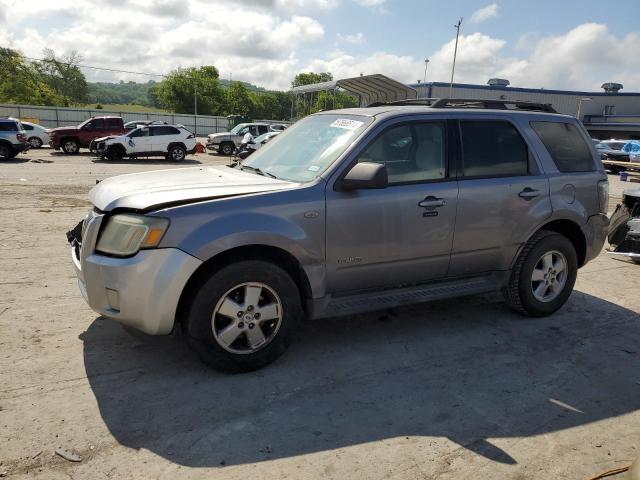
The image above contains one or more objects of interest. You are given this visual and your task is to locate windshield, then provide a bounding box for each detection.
[241,114,372,182]
[230,124,248,135]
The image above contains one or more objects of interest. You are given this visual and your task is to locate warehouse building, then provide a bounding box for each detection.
[413,79,640,139]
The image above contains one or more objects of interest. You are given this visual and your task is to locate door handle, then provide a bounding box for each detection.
[518,188,540,199]
[418,196,446,208]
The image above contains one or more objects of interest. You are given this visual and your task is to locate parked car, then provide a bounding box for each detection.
[206,123,272,155]
[124,120,169,132]
[608,188,640,264]
[49,116,126,153]
[21,121,49,148]
[269,124,288,131]
[93,124,197,161]
[237,131,281,160]
[0,117,29,160]
[68,100,609,372]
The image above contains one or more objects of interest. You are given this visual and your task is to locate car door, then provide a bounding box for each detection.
[151,126,179,152]
[326,119,459,293]
[127,127,152,154]
[448,117,552,276]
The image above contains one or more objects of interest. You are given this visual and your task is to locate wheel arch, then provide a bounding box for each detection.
[175,244,313,329]
[525,219,587,267]
[167,141,187,151]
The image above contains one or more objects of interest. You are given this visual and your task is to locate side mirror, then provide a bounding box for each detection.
[340,162,388,190]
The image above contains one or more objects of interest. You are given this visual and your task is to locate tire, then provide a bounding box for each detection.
[505,230,578,317]
[0,143,14,160]
[220,142,235,156]
[28,137,43,148]
[633,258,640,265]
[185,260,302,373]
[168,145,186,162]
[106,145,124,161]
[61,138,80,154]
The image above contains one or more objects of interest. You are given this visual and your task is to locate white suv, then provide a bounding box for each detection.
[95,125,197,161]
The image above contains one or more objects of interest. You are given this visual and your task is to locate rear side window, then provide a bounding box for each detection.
[105,118,122,128]
[23,124,34,130]
[460,121,529,178]
[0,121,18,131]
[530,121,595,172]
[152,126,180,136]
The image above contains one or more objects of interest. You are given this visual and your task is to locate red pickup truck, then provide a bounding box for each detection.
[49,116,126,154]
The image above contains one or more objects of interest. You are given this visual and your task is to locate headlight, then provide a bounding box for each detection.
[96,214,169,256]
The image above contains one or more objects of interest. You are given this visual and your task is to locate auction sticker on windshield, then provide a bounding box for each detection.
[330,119,364,130]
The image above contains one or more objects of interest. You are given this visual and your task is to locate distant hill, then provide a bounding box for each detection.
[87,79,275,107]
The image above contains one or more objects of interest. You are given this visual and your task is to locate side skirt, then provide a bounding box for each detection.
[310,272,507,319]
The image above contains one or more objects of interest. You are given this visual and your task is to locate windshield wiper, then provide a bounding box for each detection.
[240,165,279,179]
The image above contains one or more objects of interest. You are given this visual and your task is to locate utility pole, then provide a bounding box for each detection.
[194,83,198,116]
[423,58,429,84]
[450,18,463,98]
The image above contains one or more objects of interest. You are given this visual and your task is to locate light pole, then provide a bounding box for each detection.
[576,97,592,121]
[423,58,429,84]
[450,18,463,98]
[194,83,198,116]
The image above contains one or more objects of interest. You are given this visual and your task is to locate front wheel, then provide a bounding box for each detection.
[220,142,235,156]
[61,138,80,154]
[185,260,302,372]
[505,231,578,316]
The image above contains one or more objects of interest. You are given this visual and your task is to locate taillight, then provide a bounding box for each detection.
[598,180,609,215]
[17,133,26,142]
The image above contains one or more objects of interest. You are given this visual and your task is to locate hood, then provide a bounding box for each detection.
[49,126,79,134]
[208,132,232,140]
[90,165,296,211]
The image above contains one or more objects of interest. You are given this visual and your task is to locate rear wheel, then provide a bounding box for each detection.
[28,137,43,148]
[0,143,14,160]
[168,145,186,161]
[185,260,302,372]
[61,138,80,154]
[505,231,578,316]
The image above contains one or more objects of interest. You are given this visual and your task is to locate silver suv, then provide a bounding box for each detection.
[0,117,29,160]
[69,99,610,372]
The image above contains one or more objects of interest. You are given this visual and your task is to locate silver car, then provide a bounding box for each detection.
[69,100,609,372]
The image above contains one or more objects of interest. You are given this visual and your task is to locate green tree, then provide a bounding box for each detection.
[0,47,66,105]
[155,66,225,115]
[225,81,252,117]
[35,49,88,105]
[291,72,333,88]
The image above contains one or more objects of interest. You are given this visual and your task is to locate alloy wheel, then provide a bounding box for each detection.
[211,282,283,354]
[531,250,568,303]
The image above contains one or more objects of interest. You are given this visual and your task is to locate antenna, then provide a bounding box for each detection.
[450,18,463,97]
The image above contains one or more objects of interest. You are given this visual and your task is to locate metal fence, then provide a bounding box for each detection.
[0,104,292,137]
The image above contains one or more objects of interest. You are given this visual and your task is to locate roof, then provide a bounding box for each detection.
[412,81,640,97]
[291,74,417,106]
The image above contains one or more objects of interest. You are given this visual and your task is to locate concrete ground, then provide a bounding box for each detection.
[0,147,639,480]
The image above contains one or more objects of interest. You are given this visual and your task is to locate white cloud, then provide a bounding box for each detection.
[336,32,365,45]
[353,0,385,5]
[469,3,498,24]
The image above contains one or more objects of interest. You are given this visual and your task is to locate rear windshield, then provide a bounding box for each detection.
[530,121,595,172]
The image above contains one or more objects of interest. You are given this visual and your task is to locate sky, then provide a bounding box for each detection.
[1,0,640,92]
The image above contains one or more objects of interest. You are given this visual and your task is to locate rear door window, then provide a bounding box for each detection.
[0,122,18,131]
[460,120,529,178]
[530,121,595,172]
[105,118,121,128]
[23,124,34,131]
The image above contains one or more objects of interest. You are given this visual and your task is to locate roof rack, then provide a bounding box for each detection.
[367,97,557,113]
